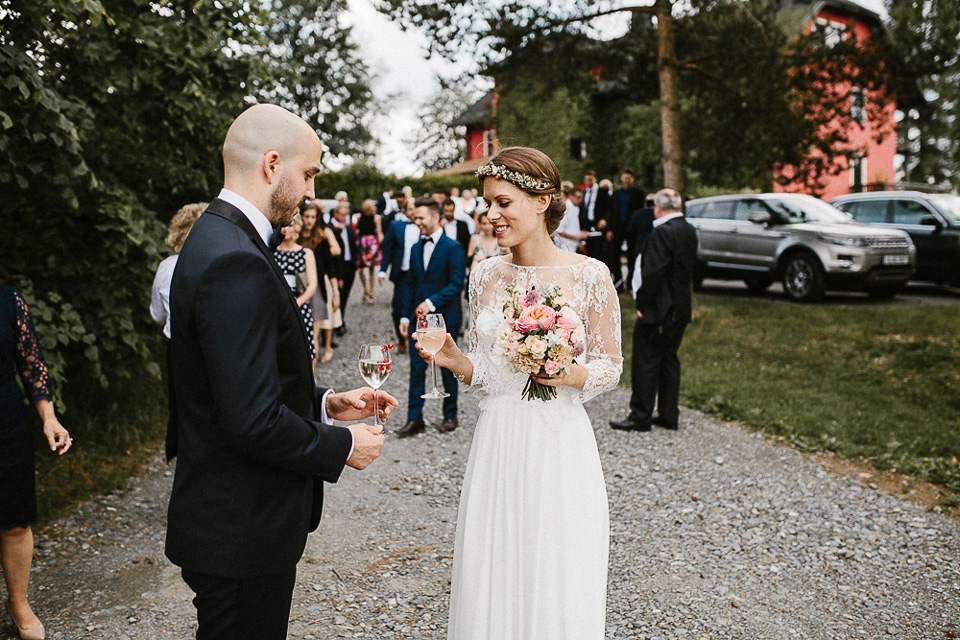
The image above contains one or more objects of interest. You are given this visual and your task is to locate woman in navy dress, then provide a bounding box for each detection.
[1,286,72,640]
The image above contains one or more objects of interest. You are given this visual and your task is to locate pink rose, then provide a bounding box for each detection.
[516,305,556,333]
[543,359,560,375]
[556,306,580,333]
[571,327,586,357]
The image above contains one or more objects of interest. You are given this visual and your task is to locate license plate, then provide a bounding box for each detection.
[881,254,909,265]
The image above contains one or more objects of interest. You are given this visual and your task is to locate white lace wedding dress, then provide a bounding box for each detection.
[448,255,623,640]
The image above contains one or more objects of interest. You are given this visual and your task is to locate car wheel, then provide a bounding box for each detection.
[781,253,825,302]
[744,276,773,293]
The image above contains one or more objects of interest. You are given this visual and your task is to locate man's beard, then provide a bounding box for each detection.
[268,174,299,225]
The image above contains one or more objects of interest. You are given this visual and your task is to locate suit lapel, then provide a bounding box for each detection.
[203,199,312,358]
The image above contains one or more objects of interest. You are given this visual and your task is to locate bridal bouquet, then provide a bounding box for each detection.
[494,283,586,401]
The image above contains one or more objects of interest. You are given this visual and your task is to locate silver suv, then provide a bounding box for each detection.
[686,193,916,302]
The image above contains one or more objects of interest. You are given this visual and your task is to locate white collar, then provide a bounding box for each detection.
[218,188,273,246]
[654,212,684,228]
[426,227,444,243]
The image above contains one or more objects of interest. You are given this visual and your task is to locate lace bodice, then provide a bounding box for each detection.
[465,256,622,403]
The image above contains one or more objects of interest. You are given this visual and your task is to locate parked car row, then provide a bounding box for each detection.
[685,193,916,302]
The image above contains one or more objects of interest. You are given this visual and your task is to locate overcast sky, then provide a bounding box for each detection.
[342,0,887,177]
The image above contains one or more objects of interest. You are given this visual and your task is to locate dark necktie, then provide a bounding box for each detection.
[268,225,284,250]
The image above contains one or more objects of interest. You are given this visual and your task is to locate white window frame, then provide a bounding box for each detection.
[483,130,495,157]
[849,154,868,190]
[816,17,846,47]
[851,87,866,124]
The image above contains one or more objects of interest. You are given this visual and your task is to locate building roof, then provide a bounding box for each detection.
[778,0,883,28]
[451,91,494,128]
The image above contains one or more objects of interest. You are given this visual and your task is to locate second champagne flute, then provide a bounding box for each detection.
[358,343,393,435]
[418,313,449,399]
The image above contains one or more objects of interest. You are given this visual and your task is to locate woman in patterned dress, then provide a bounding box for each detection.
[1,286,72,640]
[355,199,383,305]
[273,214,319,360]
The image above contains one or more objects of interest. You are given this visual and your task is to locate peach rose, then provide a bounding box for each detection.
[516,305,556,333]
[525,335,549,358]
[543,359,560,375]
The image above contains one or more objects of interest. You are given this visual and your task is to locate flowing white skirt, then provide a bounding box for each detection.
[448,393,609,640]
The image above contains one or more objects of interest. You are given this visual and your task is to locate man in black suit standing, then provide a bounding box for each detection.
[607,169,645,291]
[330,203,359,334]
[579,170,610,260]
[377,187,395,222]
[611,188,697,432]
[166,104,392,640]
[624,193,656,291]
[440,198,471,255]
[396,198,466,436]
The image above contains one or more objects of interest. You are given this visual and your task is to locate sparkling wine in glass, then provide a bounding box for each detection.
[358,344,392,434]
[419,314,449,399]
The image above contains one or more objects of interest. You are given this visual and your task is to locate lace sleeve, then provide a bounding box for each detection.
[12,290,53,404]
[580,260,623,403]
[464,260,492,390]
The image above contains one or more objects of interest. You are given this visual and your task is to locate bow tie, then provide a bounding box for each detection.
[421,235,434,243]
[269,225,284,250]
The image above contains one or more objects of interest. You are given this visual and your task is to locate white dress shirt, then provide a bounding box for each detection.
[150,254,179,339]
[215,190,343,449]
[555,200,582,253]
[401,220,420,272]
[583,184,599,222]
[444,219,458,242]
[632,212,685,296]
[400,227,445,325]
[339,225,352,262]
[381,192,395,215]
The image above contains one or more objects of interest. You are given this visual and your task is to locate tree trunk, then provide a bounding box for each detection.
[655,0,685,195]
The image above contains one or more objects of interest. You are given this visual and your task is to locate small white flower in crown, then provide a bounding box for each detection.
[476,163,555,192]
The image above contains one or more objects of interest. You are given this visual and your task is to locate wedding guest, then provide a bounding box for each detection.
[442,198,471,255]
[1,286,72,640]
[300,202,341,366]
[151,203,206,339]
[467,212,502,270]
[396,198,465,436]
[607,169,644,291]
[151,202,205,461]
[599,178,614,195]
[355,199,383,306]
[579,170,610,260]
[378,198,420,353]
[274,213,319,360]
[611,188,697,432]
[624,193,656,294]
[376,187,395,218]
[556,186,587,253]
[330,203,359,335]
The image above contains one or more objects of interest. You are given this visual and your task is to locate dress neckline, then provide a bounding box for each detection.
[497,255,591,269]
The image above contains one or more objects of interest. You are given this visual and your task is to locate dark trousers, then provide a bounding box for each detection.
[408,327,459,421]
[391,272,412,343]
[182,567,297,640]
[339,265,356,323]
[164,341,178,462]
[628,321,687,428]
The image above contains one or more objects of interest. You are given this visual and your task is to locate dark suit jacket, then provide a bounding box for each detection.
[379,218,409,283]
[579,185,611,232]
[166,198,353,579]
[403,234,466,328]
[626,206,656,263]
[636,215,698,326]
[610,186,645,236]
[442,218,471,255]
[331,221,359,279]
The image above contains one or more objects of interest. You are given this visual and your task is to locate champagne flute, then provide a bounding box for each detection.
[358,344,393,434]
[418,313,449,399]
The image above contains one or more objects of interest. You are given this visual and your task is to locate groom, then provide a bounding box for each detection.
[166,104,392,640]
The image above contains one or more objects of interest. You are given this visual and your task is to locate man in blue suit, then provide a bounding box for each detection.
[397,197,465,436]
[377,192,417,352]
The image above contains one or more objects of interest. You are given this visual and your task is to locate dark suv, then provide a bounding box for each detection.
[686,193,915,302]
[830,191,960,287]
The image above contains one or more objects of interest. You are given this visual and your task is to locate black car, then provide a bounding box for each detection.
[830,191,960,287]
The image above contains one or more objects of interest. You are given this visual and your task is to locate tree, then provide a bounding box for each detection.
[408,76,475,173]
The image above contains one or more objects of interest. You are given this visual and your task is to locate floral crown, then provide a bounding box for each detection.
[476,162,556,193]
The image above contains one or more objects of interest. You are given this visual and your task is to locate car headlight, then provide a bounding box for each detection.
[818,234,866,247]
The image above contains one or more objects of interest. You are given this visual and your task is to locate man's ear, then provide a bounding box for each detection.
[261,150,281,185]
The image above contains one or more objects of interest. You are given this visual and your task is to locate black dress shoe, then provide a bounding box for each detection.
[653,415,678,430]
[609,418,651,432]
[439,417,458,433]
[396,418,425,437]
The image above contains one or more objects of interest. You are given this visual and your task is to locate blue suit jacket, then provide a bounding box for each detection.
[404,234,465,329]
[379,218,408,283]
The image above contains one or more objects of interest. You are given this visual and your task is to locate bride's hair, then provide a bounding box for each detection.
[485,146,566,236]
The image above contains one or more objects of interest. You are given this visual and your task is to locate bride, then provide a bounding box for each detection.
[414,146,622,639]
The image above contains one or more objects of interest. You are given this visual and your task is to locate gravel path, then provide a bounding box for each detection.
[7,282,959,640]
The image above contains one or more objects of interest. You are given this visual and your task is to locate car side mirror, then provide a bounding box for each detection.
[920,215,943,233]
[748,211,772,225]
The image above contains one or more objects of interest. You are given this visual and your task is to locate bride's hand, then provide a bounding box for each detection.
[531,363,588,390]
[412,331,462,369]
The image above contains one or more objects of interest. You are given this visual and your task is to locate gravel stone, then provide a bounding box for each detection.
[7,283,960,639]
